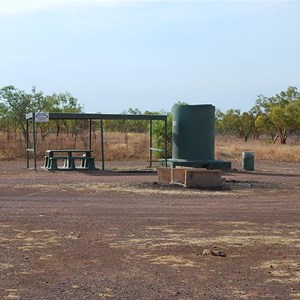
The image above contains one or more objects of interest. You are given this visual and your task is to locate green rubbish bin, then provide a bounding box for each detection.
[242,151,255,171]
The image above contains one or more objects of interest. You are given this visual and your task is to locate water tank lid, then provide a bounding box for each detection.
[173,104,214,107]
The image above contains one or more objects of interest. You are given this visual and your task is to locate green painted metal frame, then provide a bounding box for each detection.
[26,112,168,171]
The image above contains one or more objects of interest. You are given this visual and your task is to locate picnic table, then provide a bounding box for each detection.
[44,149,97,171]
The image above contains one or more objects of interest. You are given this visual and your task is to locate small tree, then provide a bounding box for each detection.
[0,86,33,138]
[255,86,300,144]
[152,112,172,158]
[0,102,12,141]
[215,109,227,137]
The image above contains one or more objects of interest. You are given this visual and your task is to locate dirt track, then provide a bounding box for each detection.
[0,160,299,300]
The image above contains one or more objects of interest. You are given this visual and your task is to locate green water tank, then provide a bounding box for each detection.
[172,104,215,161]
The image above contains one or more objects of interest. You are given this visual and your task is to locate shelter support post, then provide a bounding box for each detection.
[164,117,168,167]
[149,120,153,168]
[32,113,37,171]
[89,119,92,151]
[26,118,29,168]
[100,119,105,171]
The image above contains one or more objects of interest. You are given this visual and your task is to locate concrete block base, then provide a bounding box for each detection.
[185,169,222,188]
[157,167,172,184]
[157,167,222,188]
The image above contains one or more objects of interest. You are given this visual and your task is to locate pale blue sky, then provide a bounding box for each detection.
[0,0,299,113]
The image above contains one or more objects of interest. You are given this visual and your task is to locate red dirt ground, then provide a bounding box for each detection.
[0,159,299,300]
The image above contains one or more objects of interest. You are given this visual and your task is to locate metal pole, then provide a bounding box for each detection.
[149,119,153,168]
[100,119,105,171]
[164,117,168,167]
[26,118,29,168]
[89,119,92,151]
[32,113,37,171]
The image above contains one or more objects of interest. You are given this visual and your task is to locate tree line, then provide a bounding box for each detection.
[1,85,300,148]
[216,86,300,144]
[0,86,83,142]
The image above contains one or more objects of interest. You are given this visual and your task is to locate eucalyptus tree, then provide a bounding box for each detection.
[255,86,300,144]
[0,86,33,138]
[0,85,83,141]
[45,92,83,137]
[0,102,12,141]
[215,109,227,136]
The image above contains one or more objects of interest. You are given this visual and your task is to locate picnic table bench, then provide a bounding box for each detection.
[44,149,97,171]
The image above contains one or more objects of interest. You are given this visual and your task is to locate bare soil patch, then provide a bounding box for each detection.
[0,160,299,299]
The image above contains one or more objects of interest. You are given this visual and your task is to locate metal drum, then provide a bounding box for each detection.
[242,151,255,171]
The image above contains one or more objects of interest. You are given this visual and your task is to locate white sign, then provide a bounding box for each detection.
[35,112,49,122]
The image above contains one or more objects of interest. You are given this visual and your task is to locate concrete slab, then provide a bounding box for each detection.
[157,167,172,184]
[157,167,222,188]
[185,169,222,188]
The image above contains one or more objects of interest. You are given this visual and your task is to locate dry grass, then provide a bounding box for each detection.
[0,131,149,161]
[0,132,300,162]
[35,131,150,161]
[216,136,300,163]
